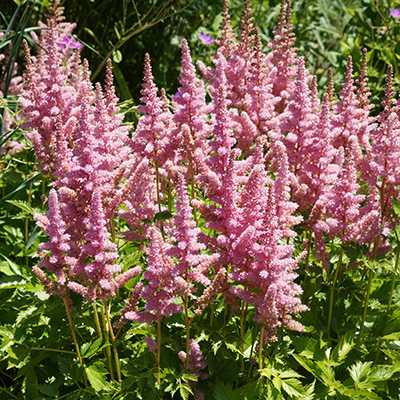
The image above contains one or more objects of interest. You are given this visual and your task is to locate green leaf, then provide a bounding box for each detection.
[0,254,25,276]
[85,362,108,392]
[178,381,194,400]
[331,330,356,365]
[348,361,373,383]
[213,380,241,400]
[58,356,84,384]
[81,338,109,359]
[393,198,400,217]
[112,49,123,64]
[369,365,394,381]
[292,354,323,381]
[24,368,39,400]
[36,384,58,397]
[281,378,307,398]
[153,210,173,222]
[0,275,27,289]
[6,199,41,216]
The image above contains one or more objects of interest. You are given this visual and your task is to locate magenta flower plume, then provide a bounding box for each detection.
[168,177,217,288]
[361,65,400,237]
[19,4,84,176]
[267,0,297,111]
[172,39,212,176]
[68,191,141,301]
[34,189,74,296]
[125,227,182,324]
[134,53,173,164]
[179,339,208,379]
[279,56,319,209]
[332,56,369,151]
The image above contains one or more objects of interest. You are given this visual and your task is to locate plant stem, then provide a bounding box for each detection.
[0,386,19,400]
[258,327,265,370]
[93,303,103,338]
[359,268,374,336]
[327,247,343,332]
[155,161,165,239]
[387,231,400,312]
[359,237,379,336]
[157,316,162,386]
[63,297,88,387]
[240,300,247,372]
[103,299,121,382]
[184,294,190,369]
[100,304,115,381]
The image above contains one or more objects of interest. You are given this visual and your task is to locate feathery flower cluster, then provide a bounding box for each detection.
[25,3,140,301]
[25,0,400,374]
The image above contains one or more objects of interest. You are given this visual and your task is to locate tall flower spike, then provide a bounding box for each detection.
[238,0,256,55]
[332,56,366,150]
[361,65,400,236]
[35,189,73,296]
[173,39,211,177]
[267,0,297,112]
[128,227,182,324]
[68,190,141,301]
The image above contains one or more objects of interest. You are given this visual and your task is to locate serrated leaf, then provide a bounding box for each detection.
[212,340,222,355]
[85,362,108,392]
[179,382,194,400]
[213,380,241,400]
[279,369,303,379]
[281,378,307,398]
[348,361,373,383]
[6,199,41,215]
[369,365,394,381]
[81,338,109,359]
[35,384,58,397]
[0,275,26,289]
[292,354,323,382]
[316,361,336,386]
[58,356,83,384]
[331,330,356,365]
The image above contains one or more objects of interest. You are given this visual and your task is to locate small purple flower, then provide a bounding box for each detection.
[199,31,214,45]
[389,8,400,18]
[57,35,83,50]
[172,91,182,102]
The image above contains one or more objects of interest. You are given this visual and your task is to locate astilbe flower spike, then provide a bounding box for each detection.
[267,0,297,112]
[68,190,141,302]
[168,176,217,290]
[178,339,208,380]
[332,56,369,153]
[279,56,319,209]
[125,227,182,324]
[361,65,400,237]
[19,3,84,176]
[34,189,73,297]
[172,40,212,179]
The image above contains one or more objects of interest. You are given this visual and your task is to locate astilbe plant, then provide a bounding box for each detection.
[19,2,84,176]
[18,0,400,397]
